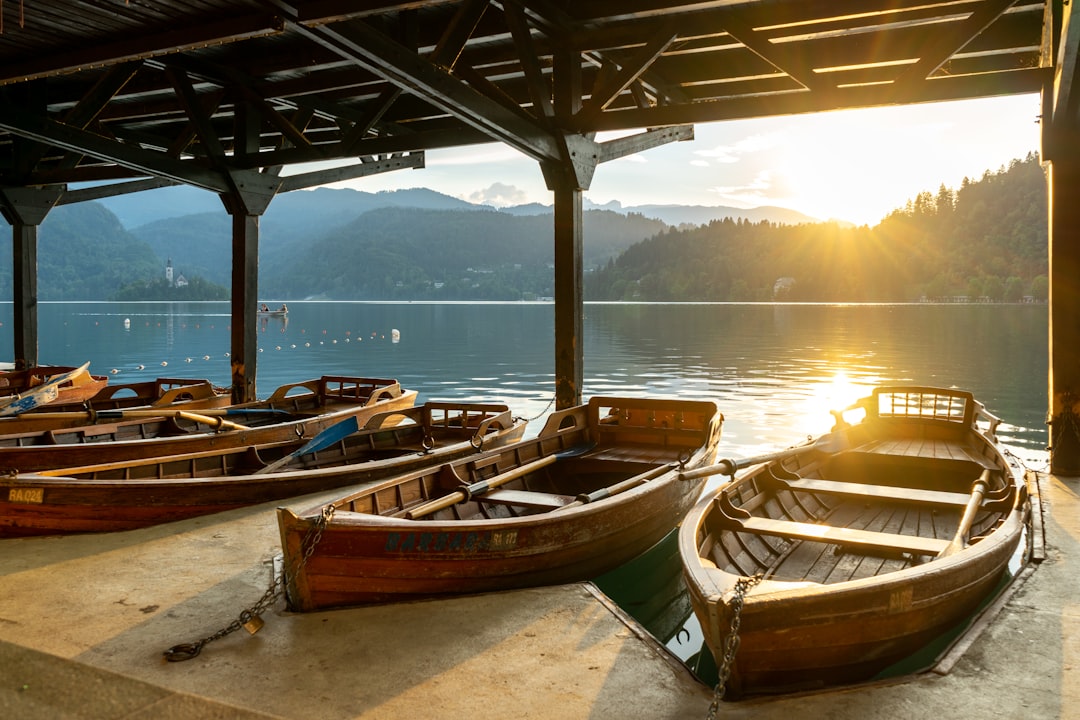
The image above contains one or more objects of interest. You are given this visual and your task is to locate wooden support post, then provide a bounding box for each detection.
[552,177,584,410]
[230,212,260,403]
[221,169,281,403]
[0,185,63,371]
[1047,137,1080,474]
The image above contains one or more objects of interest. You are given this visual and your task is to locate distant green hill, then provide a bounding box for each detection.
[265,206,668,300]
[0,203,163,300]
[586,153,1047,302]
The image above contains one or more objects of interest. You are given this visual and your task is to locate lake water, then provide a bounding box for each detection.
[2,300,1049,671]
[8,301,1048,461]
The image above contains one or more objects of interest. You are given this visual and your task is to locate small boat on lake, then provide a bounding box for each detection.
[679,386,1029,697]
[0,375,416,472]
[0,363,107,416]
[0,377,230,435]
[0,402,524,538]
[278,395,722,611]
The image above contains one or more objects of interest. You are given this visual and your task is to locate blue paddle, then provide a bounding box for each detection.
[255,415,360,474]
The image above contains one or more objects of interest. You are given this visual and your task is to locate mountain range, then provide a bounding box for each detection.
[82,184,820,299]
[96,184,820,231]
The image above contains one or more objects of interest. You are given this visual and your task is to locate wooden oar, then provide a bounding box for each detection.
[405,454,559,520]
[24,407,288,421]
[937,470,991,558]
[253,415,361,474]
[679,431,845,482]
[551,462,677,512]
[0,362,90,417]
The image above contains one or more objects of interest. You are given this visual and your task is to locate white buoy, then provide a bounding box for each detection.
[391,328,401,344]
[123,318,130,329]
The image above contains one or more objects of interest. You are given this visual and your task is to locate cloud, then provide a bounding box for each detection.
[690,159,709,168]
[707,169,796,206]
[695,131,788,163]
[466,182,530,207]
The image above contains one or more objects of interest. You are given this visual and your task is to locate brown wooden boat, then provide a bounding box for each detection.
[679,386,1029,698]
[278,395,723,611]
[0,402,524,538]
[0,363,108,416]
[0,377,230,435]
[0,376,416,472]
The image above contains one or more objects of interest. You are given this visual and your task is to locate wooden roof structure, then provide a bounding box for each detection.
[0,1,1062,197]
[1,0,1077,432]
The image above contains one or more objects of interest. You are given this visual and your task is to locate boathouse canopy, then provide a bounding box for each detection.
[1,1,1079,468]
[0,1,1054,186]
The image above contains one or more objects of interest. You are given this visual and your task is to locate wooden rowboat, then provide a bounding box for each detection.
[278,395,723,611]
[678,386,1029,698]
[0,377,230,435]
[0,375,416,472]
[0,402,525,538]
[0,363,107,416]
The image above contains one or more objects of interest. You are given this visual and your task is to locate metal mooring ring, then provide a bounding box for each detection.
[163,643,203,662]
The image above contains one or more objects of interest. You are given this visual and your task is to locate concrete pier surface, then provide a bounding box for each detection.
[0,471,1076,720]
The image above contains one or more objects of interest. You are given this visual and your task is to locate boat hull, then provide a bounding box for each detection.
[0,402,522,537]
[679,386,1028,697]
[280,396,723,610]
[0,376,415,472]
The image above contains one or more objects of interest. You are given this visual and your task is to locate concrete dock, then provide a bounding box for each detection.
[0,471,1076,720]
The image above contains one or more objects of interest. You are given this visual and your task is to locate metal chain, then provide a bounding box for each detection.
[163,504,335,662]
[706,573,763,719]
[521,394,557,423]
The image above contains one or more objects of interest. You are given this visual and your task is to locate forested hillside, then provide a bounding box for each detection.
[0,203,162,300]
[263,207,667,300]
[586,153,1048,302]
[2,154,1049,302]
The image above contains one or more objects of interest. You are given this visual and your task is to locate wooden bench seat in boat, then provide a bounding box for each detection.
[771,476,980,507]
[848,438,998,470]
[482,489,576,510]
[712,510,950,557]
[708,491,951,557]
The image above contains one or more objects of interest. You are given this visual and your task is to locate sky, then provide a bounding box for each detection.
[321,93,1043,227]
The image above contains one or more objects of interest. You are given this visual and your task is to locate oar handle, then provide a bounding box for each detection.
[405,455,557,519]
[679,436,833,482]
[173,411,249,431]
[938,470,991,557]
[554,463,675,511]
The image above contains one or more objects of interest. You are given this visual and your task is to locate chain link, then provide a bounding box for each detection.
[163,504,335,662]
[521,394,557,423]
[706,573,762,719]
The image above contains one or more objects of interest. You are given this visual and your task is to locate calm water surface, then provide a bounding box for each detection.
[12,301,1047,460]
[3,301,1049,670]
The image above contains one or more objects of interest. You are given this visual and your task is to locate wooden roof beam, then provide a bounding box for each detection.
[0,14,285,86]
[279,13,563,162]
[588,65,1047,131]
[890,0,1023,94]
[0,104,232,193]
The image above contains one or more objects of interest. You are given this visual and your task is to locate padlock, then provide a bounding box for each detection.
[242,614,265,634]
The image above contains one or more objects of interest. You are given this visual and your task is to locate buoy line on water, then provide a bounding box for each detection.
[104,322,401,375]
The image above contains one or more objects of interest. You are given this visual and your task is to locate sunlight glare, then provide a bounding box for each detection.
[799,372,872,434]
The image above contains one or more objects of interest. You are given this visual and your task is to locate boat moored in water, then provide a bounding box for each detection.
[278,395,723,611]
[679,385,1029,697]
[0,401,524,538]
[0,375,416,472]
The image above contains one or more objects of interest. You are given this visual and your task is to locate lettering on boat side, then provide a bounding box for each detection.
[385,529,519,553]
[8,487,44,504]
[888,587,913,613]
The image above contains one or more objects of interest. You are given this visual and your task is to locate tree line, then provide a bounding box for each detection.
[586,153,1048,303]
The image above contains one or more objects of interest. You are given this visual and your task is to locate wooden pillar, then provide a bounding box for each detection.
[552,176,584,409]
[1047,130,1080,474]
[0,186,62,370]
[221,170,279,403]
[229,212,260,403]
